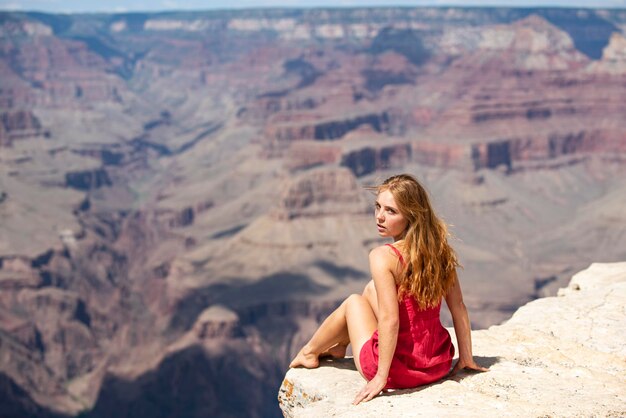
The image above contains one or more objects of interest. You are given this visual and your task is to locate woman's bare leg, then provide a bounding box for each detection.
[320,280,379,359]
[289,298,350,368]
[362,280,379,319]
[319,342,349,359]
[290,294,377,371]
[345,294,378,376]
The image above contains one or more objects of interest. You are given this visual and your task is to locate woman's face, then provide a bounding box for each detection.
[374,189,409,241]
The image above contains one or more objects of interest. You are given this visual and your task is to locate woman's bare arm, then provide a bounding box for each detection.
[444,270,489,374]
[353,246,399,404]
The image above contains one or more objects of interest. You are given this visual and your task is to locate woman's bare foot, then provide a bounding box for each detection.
[289,347,320,368]
[320,343,347,359]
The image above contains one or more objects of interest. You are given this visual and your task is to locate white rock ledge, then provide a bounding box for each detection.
[278,262,626,417]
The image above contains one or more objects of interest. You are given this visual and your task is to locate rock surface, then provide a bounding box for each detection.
[1,7,626,417]
[278,262,626,417]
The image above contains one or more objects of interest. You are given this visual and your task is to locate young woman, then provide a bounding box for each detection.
[289,174,487,404]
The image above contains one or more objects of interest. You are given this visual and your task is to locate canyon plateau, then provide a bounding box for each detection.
[1,6,625,418]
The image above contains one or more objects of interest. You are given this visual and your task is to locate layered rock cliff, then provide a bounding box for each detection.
[1,6,626,418]
[278,262,626,417]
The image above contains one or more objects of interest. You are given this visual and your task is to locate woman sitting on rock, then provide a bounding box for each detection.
[289,173,487,404]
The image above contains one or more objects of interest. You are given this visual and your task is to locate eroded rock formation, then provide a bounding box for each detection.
[1,7,625,418]
[278,262,626,417]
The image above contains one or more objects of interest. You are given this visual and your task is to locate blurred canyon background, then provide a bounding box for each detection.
[1,5,626,418]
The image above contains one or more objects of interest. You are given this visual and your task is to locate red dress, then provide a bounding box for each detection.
[359,244,454,389]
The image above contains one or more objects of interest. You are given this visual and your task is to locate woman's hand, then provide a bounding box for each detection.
[451,357,489,375]
[352,374,387,405]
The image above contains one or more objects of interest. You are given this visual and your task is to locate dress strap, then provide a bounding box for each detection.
[385,244,405,265]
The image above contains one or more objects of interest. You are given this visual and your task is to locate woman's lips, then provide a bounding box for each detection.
[377,224,386,231]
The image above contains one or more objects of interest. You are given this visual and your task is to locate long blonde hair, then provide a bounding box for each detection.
[378,174,459,308]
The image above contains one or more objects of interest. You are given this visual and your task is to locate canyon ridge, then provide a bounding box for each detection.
[1,6,625,418]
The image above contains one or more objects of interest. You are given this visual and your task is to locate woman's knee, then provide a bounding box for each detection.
[339,294,363,314]
[346,293,365,305]
[362,280,375,297]
[344,294,377,354]
[362,280,378,316]
[344,294,369,312]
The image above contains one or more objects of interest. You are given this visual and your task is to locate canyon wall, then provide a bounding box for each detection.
[1,7,625,418]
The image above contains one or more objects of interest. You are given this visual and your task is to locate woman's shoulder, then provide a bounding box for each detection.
[369,243,405,266]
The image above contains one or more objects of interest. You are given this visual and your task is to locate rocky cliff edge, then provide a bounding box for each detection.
[278,262,626,417]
